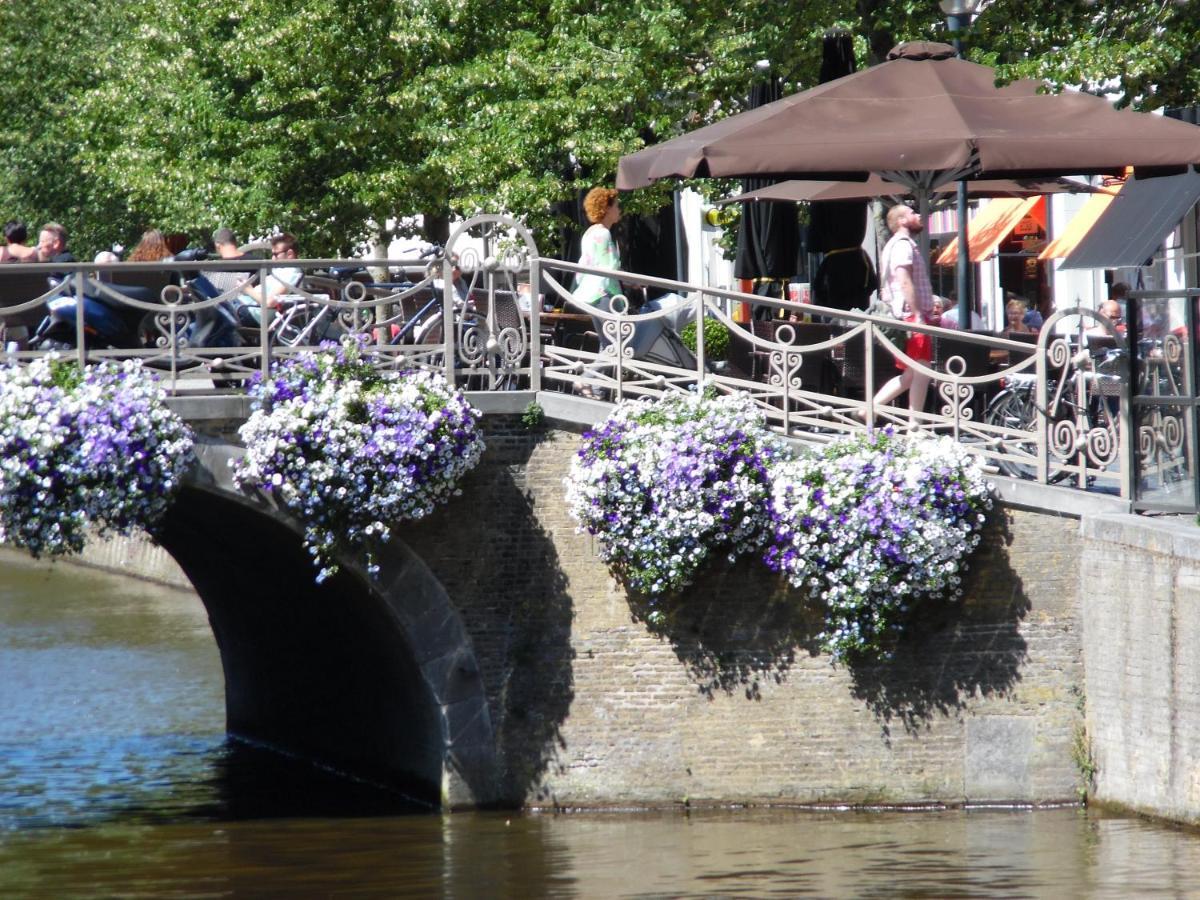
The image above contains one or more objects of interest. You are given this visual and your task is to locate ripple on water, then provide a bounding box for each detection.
[4,553,1200,896]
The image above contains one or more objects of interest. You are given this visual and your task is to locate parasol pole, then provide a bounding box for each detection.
[942,0,982,329]
[955,179,971,329]
[916,188,933,267]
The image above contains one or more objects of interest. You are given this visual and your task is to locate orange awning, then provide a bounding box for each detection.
[935,196,1045,266]
[1038,181,1124,260]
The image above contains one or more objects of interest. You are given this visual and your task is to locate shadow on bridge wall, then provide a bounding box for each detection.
[397,423,575,806]
[157,482,498,809]
[626,558,824,700]
[624,514,1029,732]
[846,514,1031,741]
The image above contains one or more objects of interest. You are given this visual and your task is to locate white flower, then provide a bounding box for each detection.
[232,338,484,582]
[764,429,992,661]
[0,357,194,558]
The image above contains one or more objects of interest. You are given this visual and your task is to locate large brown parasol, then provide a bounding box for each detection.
[717,175,1107,205]
[617,42,1200,193]
[619,40,1200,325]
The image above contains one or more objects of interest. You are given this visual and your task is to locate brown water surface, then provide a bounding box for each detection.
[1,549,1197,898]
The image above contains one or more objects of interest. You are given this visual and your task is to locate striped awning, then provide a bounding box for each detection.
[935,196,1045,266]
[1038,182,1124,260]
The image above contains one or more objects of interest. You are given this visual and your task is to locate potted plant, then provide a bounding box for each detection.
[234,336,485,582]
[679,316,731,369]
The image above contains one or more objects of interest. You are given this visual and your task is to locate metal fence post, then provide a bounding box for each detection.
[74,272,87,369]
[529,258,542,393]
[1035,332,1049,485]
[863,322,875,427]
[258,266,272,379]
[443,258,456,388]
[1117,294,1137,500]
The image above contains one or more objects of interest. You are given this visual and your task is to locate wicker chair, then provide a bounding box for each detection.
[838,333,896,399]
[932,334,996,413]
[0,271,59,345]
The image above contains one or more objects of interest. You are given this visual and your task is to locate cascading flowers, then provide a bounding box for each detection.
[764,428,992,661]
[564,391,791,599]
[233,337,484,582]
[0,356,195,557]
[565,393,993,661]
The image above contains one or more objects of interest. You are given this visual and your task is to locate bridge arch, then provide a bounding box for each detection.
[155,438,498,809]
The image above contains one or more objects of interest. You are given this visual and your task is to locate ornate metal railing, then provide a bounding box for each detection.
[0,213,1168,505]
[1126,289,1200,512]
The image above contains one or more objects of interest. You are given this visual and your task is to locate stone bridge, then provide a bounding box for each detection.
[136,390,1200,819]
[6,211,1196,816]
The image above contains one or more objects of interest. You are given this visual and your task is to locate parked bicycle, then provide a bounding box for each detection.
[984,339,1125,481]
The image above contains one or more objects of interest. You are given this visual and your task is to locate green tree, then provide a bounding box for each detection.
[70,0,428,255]
[976,0,1200,111]
[0,0,143,256]
[2,1,1197,256]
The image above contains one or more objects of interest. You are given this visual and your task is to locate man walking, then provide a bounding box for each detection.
[867,204,935,421]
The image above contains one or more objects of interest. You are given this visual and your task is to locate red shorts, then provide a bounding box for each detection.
[896,319,932,372]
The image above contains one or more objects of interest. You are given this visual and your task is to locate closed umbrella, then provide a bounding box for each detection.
[807,30,874,311]
[733,68,800,315]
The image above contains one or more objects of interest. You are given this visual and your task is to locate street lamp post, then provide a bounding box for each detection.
[940,0,981,331]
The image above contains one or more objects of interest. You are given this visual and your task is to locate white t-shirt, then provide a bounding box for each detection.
[239,266,302,307]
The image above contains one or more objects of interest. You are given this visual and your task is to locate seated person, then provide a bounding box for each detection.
[93,250,120,283]
[1,220,39,262]
[1004,297,1035,334]
[212,227,246,260]
[434,254,468,303]
[1091,299,1125,335]
[929,296,947,327]
[239,233,303,322]
[412,254,472,343]
[128,229,173,262]
[36,222,76,281]
[936,296,984,330]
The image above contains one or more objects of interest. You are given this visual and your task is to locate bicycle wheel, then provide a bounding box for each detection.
[985,388,1038,480]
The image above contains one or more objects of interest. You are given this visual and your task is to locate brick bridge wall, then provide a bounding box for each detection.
[73,406,1110,809]
[1079,515,1200,826]
[394,415,1086,808]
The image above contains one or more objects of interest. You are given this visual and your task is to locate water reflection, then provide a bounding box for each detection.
[4,806,1200,898]
[0,549,224,831]
[2,549,1200,897]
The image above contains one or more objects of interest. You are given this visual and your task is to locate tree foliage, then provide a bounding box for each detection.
[0,0,144,254]
[0,0,1196,257]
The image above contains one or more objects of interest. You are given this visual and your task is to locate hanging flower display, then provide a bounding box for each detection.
[564,391,791,598]
[233,338,485,582]
[0,356,195,558]
[765,429,992,661]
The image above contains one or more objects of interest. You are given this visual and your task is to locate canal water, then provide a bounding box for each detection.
[2,548,1199,897]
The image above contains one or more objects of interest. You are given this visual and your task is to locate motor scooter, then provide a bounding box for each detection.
[28,275,149,350]
[29,254,244,353]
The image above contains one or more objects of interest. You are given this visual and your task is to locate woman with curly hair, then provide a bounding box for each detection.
[573,187,622,310]
[127,229,173,262]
